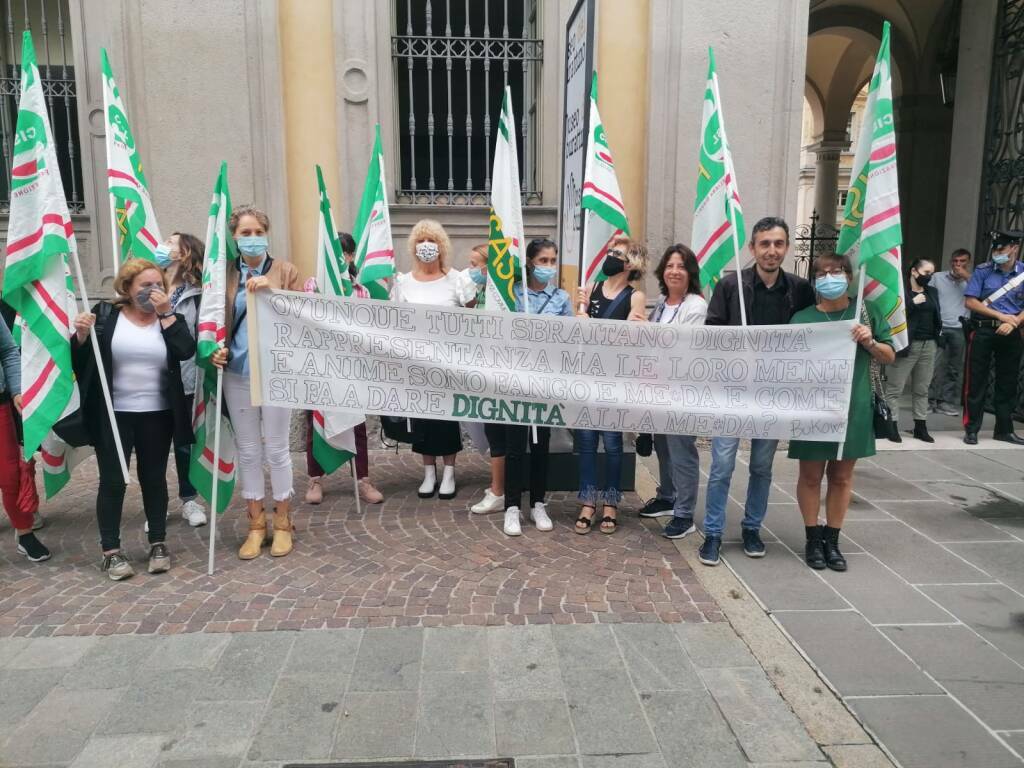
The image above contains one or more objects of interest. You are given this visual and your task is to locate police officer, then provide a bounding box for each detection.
[962,230,1024,445]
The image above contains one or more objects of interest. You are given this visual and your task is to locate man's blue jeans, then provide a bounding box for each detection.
[703,437,778,537]
[575,429,623,506]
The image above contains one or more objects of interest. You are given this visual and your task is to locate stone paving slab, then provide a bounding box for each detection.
[0,624,826,767]
[0,450,714,637]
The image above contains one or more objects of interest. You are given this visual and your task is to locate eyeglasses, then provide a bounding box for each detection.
[814,268,848,278]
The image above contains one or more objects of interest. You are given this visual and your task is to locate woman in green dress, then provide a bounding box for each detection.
[788,252,895,572]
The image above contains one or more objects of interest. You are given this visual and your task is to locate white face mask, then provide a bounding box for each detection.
[415,241,440,263]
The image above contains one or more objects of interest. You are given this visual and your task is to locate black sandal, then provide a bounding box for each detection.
[599,507,618,534]
[575,506,596,535]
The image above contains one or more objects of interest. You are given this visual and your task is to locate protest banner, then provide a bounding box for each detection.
[249,291,857,443]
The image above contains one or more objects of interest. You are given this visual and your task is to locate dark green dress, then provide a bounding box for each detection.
[787,301,893,461]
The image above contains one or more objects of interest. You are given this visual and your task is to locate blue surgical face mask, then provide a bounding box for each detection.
[469,268,487,285]
[154,244,173,268]
[815,274,849,300]
[993,253,1011,265]
[236,235,269,258]
[532,265,557,284]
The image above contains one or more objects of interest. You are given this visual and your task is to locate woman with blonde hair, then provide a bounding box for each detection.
[572,236,647,534]
[392,219,476,499]
[71,258,196,580]
[210,205,301,560]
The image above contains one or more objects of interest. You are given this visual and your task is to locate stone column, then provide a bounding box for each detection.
[942,0,999,262]
[597,0,650,235]
[278,0,341,280]
[808,133,849,229]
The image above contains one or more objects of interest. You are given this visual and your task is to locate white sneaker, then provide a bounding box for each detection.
[181,499,208,527]
[144,519,148,534]
[503,507,522,536]
[530,502,553,532]
[471,489,505,514]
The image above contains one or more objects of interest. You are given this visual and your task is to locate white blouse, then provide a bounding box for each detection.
[656,294,709,326]
[111,317,169,412]
[392,269,477,307]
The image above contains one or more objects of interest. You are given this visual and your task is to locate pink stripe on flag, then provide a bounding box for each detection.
[696,220,731,262]
[32,279,70,328]
[363,248,393,263]
[870,144,896,162]
[107,169,141,188]
[11,159,37,177]
[201,446,234,474]
[138,226,158,248]
[22,358,56,408]
[862,205,900,231]
[598,151,613,163]
[582,182,625,211]
[6,213,71,257]
[40,449,64,468]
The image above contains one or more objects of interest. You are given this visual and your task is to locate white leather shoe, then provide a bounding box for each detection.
[530,502,553,532]
[471,489,505,514]
[503,507,522,536]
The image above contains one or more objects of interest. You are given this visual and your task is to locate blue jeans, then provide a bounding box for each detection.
[653,434,675,502]
[575,429,623,506]
[704,437,778,536]
[665,434,699,519]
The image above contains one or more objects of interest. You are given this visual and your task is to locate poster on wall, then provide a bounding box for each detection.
[557,0,595,290]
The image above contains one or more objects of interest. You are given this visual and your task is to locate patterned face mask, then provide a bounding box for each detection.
[416,241,440,263]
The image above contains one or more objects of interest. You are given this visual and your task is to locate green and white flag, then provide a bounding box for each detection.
[580,72,629,285]
[486,87,528,312]
[837,21,908,351]
[354,125,395,300]
[692,48,745,291]
[2,32,79,460]
[188,162,237,514]
[101,48,162,265]
[312,164,359,474]
[39,433,90,500]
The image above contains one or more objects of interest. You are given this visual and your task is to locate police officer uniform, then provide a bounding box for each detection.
[962,230,1024,445]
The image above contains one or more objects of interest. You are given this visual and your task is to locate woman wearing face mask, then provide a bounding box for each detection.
[210,205,300,560]
[464,244,489,308]
[71,259,196,580]
[474,238,572,535]
[154,233,208,527]
[640,245,708,540]
[882,258,942,443]
[392,219,476,499]
[572,236,648,534]
[788,253,895,572]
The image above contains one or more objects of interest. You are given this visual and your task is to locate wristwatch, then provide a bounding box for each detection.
[157,311,175,319]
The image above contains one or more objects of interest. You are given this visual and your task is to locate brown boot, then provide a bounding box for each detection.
[238,501,267,560]
[271,500,294,557]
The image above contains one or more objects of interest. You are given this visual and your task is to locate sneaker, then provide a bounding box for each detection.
[31,512,45,531]
[742,528,766,558]
[16,532,51,562]
[305,477,324,505]
[638,497,674,518]
[147,543,170,574]
[698,535,722,566]
[101,552,134,581]
[181,499,207,527]
[937,402,960,417]
[663,517,696,539]
[529,502,553,532]
[503,507,522,536]
[358,478,384,504]
[471,488,504,514]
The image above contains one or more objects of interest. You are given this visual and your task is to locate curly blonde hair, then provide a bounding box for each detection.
[229,204,271,234]
[407,218,452,271]
[112,258,167,307]
[611,235,649,280]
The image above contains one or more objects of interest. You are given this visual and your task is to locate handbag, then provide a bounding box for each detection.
[861,303,894,439]
[635,433,654,457]
[380,415,416,445]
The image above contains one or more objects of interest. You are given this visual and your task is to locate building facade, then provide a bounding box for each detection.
[0,0,1012,300]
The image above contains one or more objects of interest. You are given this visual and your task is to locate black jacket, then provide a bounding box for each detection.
[898,284,942,358]
[705,267,816,326]
[71,303,196,447]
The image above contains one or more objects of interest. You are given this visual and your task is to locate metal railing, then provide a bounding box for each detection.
[792,210,840,278]
[0,0,83,214]
[392,0,543,205]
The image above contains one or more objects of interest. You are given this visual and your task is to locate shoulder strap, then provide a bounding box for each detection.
[599,286,632,319]
[983,269,1024,306]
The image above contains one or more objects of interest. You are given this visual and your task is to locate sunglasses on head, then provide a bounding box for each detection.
[607,249,626,259]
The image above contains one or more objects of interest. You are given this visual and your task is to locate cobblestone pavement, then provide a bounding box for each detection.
[0,448,719,638]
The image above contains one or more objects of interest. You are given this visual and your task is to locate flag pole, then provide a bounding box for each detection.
[207,366,224,576]
[101,74,121,277]
[69,250,130,484]
[711,65,747,328]
[350,459,362,516]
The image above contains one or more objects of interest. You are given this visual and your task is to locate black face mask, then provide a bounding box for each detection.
[916,273,932,287]
[601,256,625,277]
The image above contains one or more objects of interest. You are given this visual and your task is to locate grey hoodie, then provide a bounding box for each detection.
[172,282,202,398]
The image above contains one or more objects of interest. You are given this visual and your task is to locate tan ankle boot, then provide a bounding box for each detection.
[238,501,267,560]
[271,500,294,557]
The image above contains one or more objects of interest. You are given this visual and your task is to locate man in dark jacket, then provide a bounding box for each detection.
[698,216,815,566]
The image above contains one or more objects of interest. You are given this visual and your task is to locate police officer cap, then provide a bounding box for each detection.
[991,229,1024,249]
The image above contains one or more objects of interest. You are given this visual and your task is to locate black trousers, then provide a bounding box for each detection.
[963,326,1024,434]
[95,410,174,551]
[502,425,551,513]
[172,394,197,500]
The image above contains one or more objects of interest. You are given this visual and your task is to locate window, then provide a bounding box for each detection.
[838,190,849,208]
[392,0,543,205]
[0,0,84,214]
